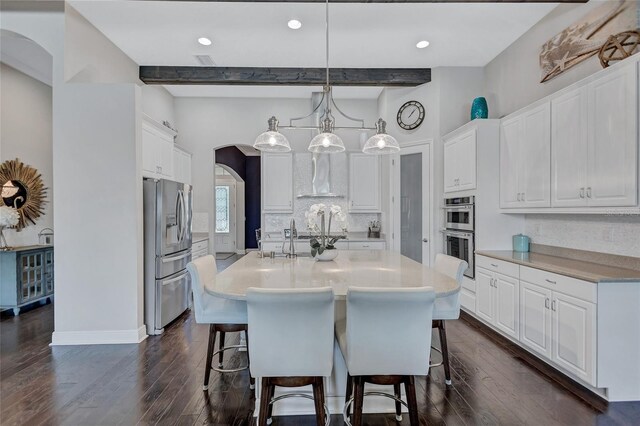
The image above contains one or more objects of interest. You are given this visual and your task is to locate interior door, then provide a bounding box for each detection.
[393,143,430,265]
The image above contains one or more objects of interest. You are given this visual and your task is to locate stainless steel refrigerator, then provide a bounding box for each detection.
[143,178,192,335]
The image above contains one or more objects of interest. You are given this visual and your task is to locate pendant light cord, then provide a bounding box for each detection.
[325,0,329,89]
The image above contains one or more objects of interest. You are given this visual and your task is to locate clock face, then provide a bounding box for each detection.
[397,101,425,131]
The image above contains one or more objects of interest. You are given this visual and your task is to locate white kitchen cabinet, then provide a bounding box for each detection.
[520,280,553,358]
[348,241,385,250]
[499,101,551,208]
[192,239,209,260]
[173,147,192,185]
[142,118,175,180]
[551,86,589,207]
[552,291,596,385]
[587,63,637,207]
[262,153,293,213]
[518,277,596,385]
[551,63,638,208]
[475,266,520,340]
[349,154,381,212]
[443,128,476,193]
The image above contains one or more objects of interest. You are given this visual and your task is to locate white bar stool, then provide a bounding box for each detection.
[246,287,335,426]
[186,255,254,391]
[336,287,436,426]
[431,254,468,385]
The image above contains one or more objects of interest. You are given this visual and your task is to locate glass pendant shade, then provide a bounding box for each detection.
[253,117,291,152]
[362,119,400,154]
[308,132,345,153]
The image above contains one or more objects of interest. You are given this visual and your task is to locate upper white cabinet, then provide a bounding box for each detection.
[587,63,637,207]
[349,153,381,212]
[262,153,293,212]
[500,101,551,208]
[173,147,192,185]
[551,64,638,208]
[444,128,476,193]
[142,117,175,180]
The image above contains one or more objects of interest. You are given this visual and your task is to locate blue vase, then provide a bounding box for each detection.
[471,97,488,120]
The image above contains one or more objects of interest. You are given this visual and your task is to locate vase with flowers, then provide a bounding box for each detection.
[305,203,347,261]
[0,205,19,251]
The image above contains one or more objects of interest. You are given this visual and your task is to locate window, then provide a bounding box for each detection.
[215,186,230,233]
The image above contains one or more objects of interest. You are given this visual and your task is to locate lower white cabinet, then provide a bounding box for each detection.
[519,279,595,385]
[192,239,209,260]
[475,267,520,340]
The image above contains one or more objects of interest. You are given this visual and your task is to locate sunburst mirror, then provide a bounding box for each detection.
[0,159,47,230]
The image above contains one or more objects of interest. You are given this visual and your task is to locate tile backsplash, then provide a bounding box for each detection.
[264,152,380,234]
[525,214,640,258]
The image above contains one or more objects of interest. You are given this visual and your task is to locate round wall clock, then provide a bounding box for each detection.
[397,100,425,131]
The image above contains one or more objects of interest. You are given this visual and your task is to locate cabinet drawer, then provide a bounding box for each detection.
[476,255,519,278]
[192,240,209,253]
[520,266,596,303]
[192,248,209,260]
[460,288,476,312]
[349,241,386,250]
[262,242,284,253]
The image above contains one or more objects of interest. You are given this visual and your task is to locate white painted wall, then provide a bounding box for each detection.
[2,5,146,344]
[141,85,175,126]
[0,63,54,247]
[379,67,485,263]
[485,0,640,257]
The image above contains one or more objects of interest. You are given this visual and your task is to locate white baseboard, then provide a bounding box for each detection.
[51,325,148,346]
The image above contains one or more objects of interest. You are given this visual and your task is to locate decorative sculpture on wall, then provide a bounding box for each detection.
[598,30,640,68]
[0,159,47,230]
[539,0,636,83]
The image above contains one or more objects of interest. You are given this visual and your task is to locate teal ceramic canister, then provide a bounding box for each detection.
[471,97,488,120]
[512,234,530,253]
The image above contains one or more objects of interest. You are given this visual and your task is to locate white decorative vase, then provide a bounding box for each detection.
[314,248,339,262]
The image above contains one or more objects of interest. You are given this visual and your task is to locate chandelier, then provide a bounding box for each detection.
[253,0,399,155]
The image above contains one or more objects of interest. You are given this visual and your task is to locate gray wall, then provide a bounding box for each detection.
[0,63,53,247]
[484,0,640,257]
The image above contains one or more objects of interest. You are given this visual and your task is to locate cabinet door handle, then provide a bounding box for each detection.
[551,300,557,312]
[491,263,499,268]
[586,187,592,198]
[545,279,556,284]
[545,298,550,309]
[579,187,585,199]
[521,192,525,201]
[516,193,520,201]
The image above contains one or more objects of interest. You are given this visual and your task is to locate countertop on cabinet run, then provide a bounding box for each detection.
[476,250,640,283]
[192,233,209,243]
[262,232,385,243]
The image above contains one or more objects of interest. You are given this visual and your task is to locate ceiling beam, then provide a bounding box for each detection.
[137,0,585,3]
[140,66,431,87]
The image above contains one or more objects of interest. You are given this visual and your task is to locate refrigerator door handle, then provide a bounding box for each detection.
[161,250,191,263]
[162,270,189,286]
[180,190,187,242]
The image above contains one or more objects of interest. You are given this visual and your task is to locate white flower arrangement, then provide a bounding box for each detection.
[305,203,348,256]
[0,206,19,228]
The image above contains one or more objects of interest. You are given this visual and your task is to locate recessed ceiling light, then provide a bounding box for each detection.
[198,37,212,46]
[416,40,430,49]
[288,19,302,30]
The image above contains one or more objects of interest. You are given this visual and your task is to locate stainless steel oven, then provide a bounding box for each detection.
[442,229,475,279]
[444,196,474,231]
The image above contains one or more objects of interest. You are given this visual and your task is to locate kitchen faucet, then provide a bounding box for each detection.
[286,218,297,258]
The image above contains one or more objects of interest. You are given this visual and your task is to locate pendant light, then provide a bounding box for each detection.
[255,0,398,155]
[362,119,400,154]
[253,116,291,152]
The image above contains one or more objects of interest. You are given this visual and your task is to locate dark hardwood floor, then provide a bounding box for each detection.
[1,255,638,425]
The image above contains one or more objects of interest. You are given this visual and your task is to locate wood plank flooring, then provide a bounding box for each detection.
[1,256,638,425]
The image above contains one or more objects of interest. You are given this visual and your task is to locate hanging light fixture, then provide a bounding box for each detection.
[362,118,400,154]
[253,116,291,152]
[255,0,398,155]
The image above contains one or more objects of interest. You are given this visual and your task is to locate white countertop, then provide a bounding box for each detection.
[205,250,458,300]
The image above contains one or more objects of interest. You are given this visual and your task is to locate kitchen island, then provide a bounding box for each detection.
[206,250,458,417]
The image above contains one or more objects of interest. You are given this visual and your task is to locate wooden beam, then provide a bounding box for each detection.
[137,0,586,3]
[139,66,431,87]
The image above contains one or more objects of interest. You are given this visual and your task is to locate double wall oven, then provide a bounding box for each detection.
[442,196,475,278]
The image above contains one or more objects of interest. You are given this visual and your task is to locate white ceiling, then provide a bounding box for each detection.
[70,0,558,98]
